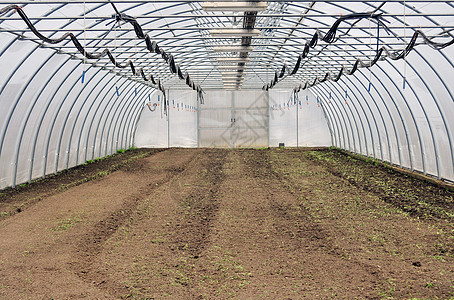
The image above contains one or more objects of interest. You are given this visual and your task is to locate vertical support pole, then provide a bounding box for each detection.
[231,90,235,148]
[296,91,299,147]
[197,90,200,148]
[266,65,270,148]
[267,90,270,148]
[167,89,170,148]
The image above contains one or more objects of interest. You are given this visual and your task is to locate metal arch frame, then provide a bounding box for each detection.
[362,1,451,178]
[5,2,436,86]
[284,4,383,157]
[10,50,64,187]
[322,82,355,153]
[128,88,157,148]
[337,1,450,178]
[75,72,121,165]
[97,77,135,158]
[413,48,454,177]
[62,0,163,167]
[308,86,343,149]
[0,3,67,97]
[80,3,205,158]
[316,93,335,146]
[312,72,389,164]
[40,62,83,177]
[297,1,442,178]
[130,102,148,147]
[354,68,402,166]
[118,85,159,151]
[88,2,210,84]
[5,2,442,91]
[103,78,136,154]
[385,59,439,176]
[366,60,425,173]
[107,78,145,154]
[399,45,453,179]
[39,61,83,178]
[315,81,363,154]
[121,91,144,149]
[90,74,131,160]
[331,79,369,156]
[318,74,368,156]
[117,86,148,149]
[98,4,220,86]
[309,86,342,150]
[308,87,343,149]
[319,81,364,155]
[117,86,150,149]
[2,0,207,89]
[125,88,157,147]
[312,70,393,163]
[0,1,453,188]
[311,57,422,174]
[361,68,409,168]
[296,3,384,160]
[65,1,168,164]
[84,75,138,161]
[68,70,149,167]
[0,2,118,186]
[339,74,388,162]
[65,70,113,167]
[27,56,72,182]
[48,1,153,173]
[105,78,144,155]
[53,63,104,173]
[320,88,344,151]
[0,45,50,179]
[310,84,350,151]
[308,1,414,171]
[4,54,83,187]
[98,77,138,157]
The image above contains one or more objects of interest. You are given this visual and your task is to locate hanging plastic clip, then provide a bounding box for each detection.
[116,86,120,96]
[81,70,86,84]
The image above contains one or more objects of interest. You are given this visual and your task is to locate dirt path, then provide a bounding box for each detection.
[0,148,453,299]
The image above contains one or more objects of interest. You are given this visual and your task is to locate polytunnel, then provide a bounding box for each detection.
[0,0,453,189]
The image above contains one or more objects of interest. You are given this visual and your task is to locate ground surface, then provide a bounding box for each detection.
[0,148,453,299]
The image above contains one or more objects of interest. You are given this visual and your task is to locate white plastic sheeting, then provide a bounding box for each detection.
[136,89,331,149]
[0,1,453,189]
[269,90,331,148]
[309,45,454,181]
[135,89,198,148]
[199,90,269,148]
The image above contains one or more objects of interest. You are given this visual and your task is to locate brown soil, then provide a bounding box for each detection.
[0,148,453,299]
[0,148,162,220]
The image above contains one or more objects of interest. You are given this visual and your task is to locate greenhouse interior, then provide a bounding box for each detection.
[0,1,453,298]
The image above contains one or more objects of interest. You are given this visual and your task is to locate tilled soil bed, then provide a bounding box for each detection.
[0,148,453,299]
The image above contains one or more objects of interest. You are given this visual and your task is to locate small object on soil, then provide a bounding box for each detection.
[412,261,422,267]
[16,208,21,213]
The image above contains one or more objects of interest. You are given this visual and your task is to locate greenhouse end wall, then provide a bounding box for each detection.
[134,89,332,149]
